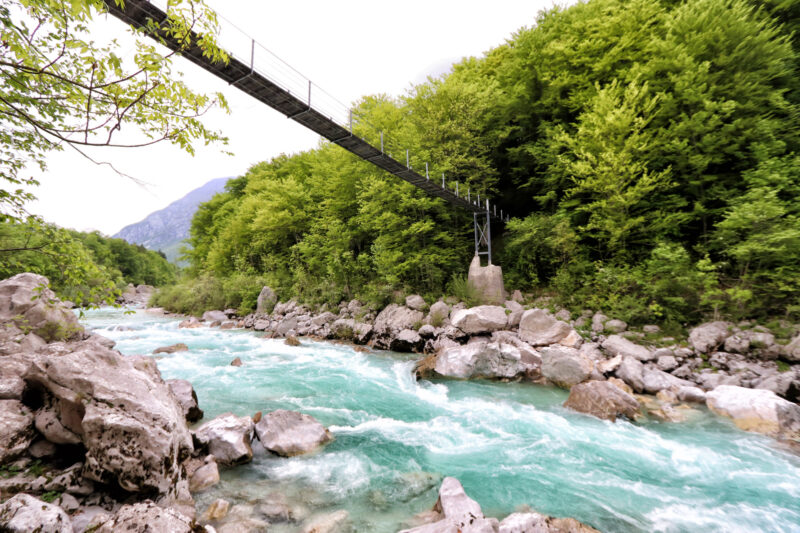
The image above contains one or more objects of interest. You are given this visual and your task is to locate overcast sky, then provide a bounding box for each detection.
[27,0,562,236]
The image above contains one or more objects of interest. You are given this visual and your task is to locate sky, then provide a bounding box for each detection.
[26,0,562,236]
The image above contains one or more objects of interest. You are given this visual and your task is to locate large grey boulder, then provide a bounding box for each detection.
[563,380,640,422]
[194,413,254,465]
[0,493,72,533]
[24,340,193,495]
[391,329,424,352]
[450,305,508,335]
[468,255,505,305]
[518,309,572,346]
[428,301,451,325]
[615,356,645,393]
[540,346,593,389]
[254,409,333,457]
[94,501,195,533]
[783,335,800,362]
[373,305,424,349]
[433,341,540,380]
[406,294,427,311]
[504,300,524,328]
[641,366,695,394]
[689,321,731,354]
[706,385,800,440]
[256,286,277,315]
[167,379,204,423]
[202,310,228,323]
[601,335,653,361]
[0,355,27,400]
[400,477,499,533]
[0,273,82,341]
[0,399,34,462]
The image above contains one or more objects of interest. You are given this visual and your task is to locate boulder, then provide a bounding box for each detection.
[275,317,298,337]
[563,380,640,422]
[615,356,645,393]
[285,335,301,347]
[450,306,508,335]
[302,510,351,533]
[391,329,424,352]
[604,319,627,333]
[656,355,678,372]
[434,341,540,380]
[0,273,82,341]
[23,340,193,495]
[95,502,194,533]
[373,305,424,349]
[0,355,27,400]
[706,385,800,440]
[189,456,220,492]
[406,295,427,311]
[591,313,608,333]
[428,301,451,325]
[540,346,593,389]
[194,413,254,465]
[641,366,694,394]
[518,309,572,346]
[202,310,228,323]
[153,343,188,354]
[256,286,277,314]
[689,321,731,354]
[254,409,333,457]
[398,477,498,533]
[724,334,750,354]
[677,386,707,403]
[0,493,71,533]
[418,324,437,338]
[783,335,800,362]
[312,312,337,326]
[504,301,524,328]
[601,335,653,362]
[558,329,583,350]
[499,512,599,533]
[230,357,243,367]
[0,399,34,462]
[167,379,204,423]
[468,255,506,305]
[202,499,230,522]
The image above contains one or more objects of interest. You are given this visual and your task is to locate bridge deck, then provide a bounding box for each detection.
[102,0,497,218]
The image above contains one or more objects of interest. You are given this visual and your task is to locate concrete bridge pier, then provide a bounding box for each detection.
[469,209,506,305]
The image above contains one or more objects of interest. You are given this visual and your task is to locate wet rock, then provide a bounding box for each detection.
[179,317,202,329]
[540,346,593,389]
[0,493,71,533]
[96,501,194,533]
[167,378,204,422]
[303,510,351,533]
[256,286,277,314]
[406,294,427,311]
[254,492,293,523]
[615,356,645,393]
[498,512,600,533]
[194,413,254,465]
[0,399,33,462]
[601,335,653,362]
[689,321,731,354]
[451,305,508,335]
[285,335,301,347]
[434,341,540,380]
[706,385,800,440]
[230,357,243,367]
[518,309,572,346]
[203,310,228,322]
[189,456,220,492]
[564,380,640,422]
[391,329,424,352]
[0,273,82,341]
[404,477,499,533]
[153,342,188,354]
[202,499,230,522]
[254,409,333,457]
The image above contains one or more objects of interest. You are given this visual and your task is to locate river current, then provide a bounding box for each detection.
[82,308,800,532]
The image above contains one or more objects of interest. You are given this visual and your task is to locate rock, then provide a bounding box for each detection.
[312,312,337,326]
[189,456,220,492]
[558,329,583,349]
[406,295,427,311]
[256,286,277,314]
[28,438,57,458]
[0,493,71,533]
[518,309,572,346]
[254,493,293,523]
[167,378,204,423]
[254,409,333,457]
[468,255,506,305]
[433,341,540,380]
[597,354,622,374]
[435,477,484,525]
[253,319,269,331]
[642,325,661,334]
[677,386,707,403]
[202,499,231,522]
[23,340,193,496]
[450,306,508,335]
[203,310,228,322]
[642,366,694,394]
[504,301,525,328]
[604,319,627,333]
[194,413,254,465]
[285,335,301,347]
[96,502,194,533]
[19,332,47,352]
[498,512,549,533]
[615,356,645,393]
[276,317,298,337]
[608,376,634,395]
[540,346,593,389]
[591,313,608,333]
[373,305,424,349]
[689,321,731,354]
[418,324,437,338]
[0,273,82,341]
[755,372,795,397]
[656,355,678,372]
[179,317,202,328]
[601,335,653,361]
[230,357,243,367]
[724,334,750,354]
[706,385,800,440]
[303,510,350,533]
[564,380,640,422]
[0,355,26,400]
[0,399,34,462]
[391,329,424,352]
[782,335,800,362]
[153,342,189,354]
[428,301,451,325]
[511,290,524,303]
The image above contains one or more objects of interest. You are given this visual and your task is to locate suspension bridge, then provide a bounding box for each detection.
[102,0,504,262]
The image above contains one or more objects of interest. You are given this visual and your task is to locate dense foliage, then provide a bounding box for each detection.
[157,0,800,324]
[0,221,176,306]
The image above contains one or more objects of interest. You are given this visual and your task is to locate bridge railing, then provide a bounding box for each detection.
[143,0,507,220]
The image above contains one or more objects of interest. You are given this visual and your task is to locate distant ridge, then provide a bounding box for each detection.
[114,177,229,263]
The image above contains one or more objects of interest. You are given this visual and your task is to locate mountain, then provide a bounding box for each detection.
[114,177,229,263]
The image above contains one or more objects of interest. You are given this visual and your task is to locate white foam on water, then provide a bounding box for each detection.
[646,502,800,533]
[260,450,379,498]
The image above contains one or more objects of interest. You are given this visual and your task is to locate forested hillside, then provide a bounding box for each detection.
[0,222,176,306]
[178,0,800,325]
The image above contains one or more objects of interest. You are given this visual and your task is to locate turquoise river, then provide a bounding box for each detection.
[82,308,800,533]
